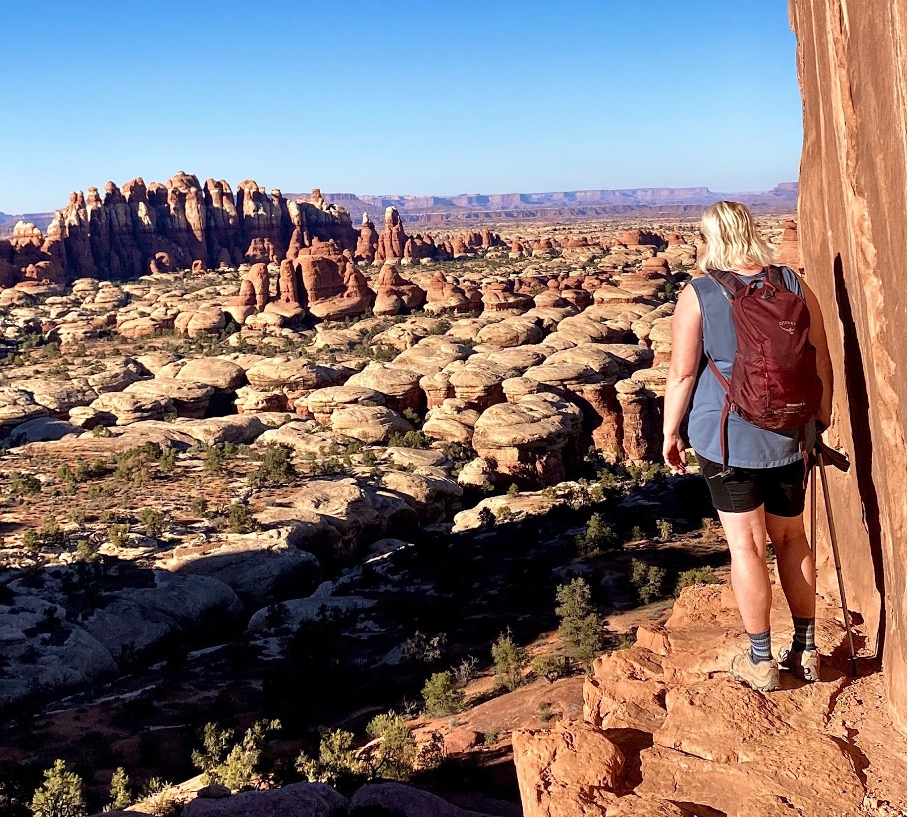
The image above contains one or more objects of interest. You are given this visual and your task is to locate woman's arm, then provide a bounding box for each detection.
[800,277,834,428]
[662,282,703,473]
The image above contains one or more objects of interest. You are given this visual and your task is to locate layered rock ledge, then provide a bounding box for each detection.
[511,584,884,817]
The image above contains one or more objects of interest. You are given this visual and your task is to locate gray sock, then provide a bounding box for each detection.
[793,616,816,651]
[747,629,772,663]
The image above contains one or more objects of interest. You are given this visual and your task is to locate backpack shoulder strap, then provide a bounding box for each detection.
[772,264,807,299]
[764,265,785,288]
[707,269,745,299]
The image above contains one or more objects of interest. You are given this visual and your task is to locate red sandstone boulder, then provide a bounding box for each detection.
[618,229,664,247]
[777,218,802,269]
[512,720,625,817]
[638,677,864,816]
[244,263,271,312]
[375,206,407,262]
[472,392,582,486]
[373,263,426,316]
[355,213,379,263]
[403,233,436,263]
[275,258,305,307]
[425,271,470,314]
[299,256,374,320]
[481,280,534,313]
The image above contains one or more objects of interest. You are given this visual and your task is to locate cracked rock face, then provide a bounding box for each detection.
[512,720,625,816]
[790,0,906,731]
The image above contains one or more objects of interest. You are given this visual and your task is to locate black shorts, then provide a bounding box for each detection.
[696,454,807,517]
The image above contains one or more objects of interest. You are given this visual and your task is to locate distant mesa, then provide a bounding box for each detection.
[0,181,798,239]
[301,183,799,225]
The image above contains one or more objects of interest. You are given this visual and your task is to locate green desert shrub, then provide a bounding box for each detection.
[20,519,69,554]
[248,444,297,487]
[531,654,572,682]
[29,759,86,818]
[115,444,162,484]
[55,464,76,490]
[296,729,366,788]
[74,457,110,481]
[366,711,416,780]
[205,445,226,474]
[476,507,496,529]
[624,462,669,485]
[422,671,464,717]
[191,723,233,783]
[370,344,397,362]
[387,430,430,449]
[108,767,133,811]
[575,513,619,557]
[218,720,281,792]
[108,523,129,548]
[138,508,167,538]
[674,567,721,596]
[491,630,526,691]
[157,446,177,473]
[140,777,179,817]
[402,631,447,664]
[21,530,40,554]
[191,719,281,792]
[226,503,259,534]
[9,472,41,497]
[630,558,667,604]
[37,518,68,550]
[555,577,603,663]
[74,539,99,563]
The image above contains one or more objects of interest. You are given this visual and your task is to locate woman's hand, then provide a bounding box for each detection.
[663,431,687,474]
[662,283,702,475]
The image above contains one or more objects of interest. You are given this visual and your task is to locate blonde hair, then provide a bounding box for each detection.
[699,201,777,272]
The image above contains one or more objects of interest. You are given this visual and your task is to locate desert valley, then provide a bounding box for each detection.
[0,0,905,816]
[0,173,902,817]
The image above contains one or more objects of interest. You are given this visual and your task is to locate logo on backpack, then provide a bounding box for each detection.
[778,321,797,335]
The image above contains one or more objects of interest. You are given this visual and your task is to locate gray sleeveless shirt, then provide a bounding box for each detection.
[687,267,813,468]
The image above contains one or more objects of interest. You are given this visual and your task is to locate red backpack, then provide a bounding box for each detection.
[706,265,823,475]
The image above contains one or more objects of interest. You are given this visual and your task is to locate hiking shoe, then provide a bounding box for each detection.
[730,650,780,692]
[778,644,820,682]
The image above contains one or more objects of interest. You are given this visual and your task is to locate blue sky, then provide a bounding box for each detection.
[1,0,801,213]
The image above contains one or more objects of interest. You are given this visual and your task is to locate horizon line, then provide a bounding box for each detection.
[0,181,799,217]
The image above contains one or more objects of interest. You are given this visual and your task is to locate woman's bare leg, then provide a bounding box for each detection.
[717,506,772,633]
[766,512,816,619]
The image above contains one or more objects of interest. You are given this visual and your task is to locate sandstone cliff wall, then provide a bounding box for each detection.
[790,0,906,731]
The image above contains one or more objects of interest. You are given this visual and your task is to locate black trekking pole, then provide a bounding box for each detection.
[815,441,859,676]
[809,459,816,557]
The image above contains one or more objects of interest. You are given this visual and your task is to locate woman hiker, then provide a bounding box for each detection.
[662,200,833,692]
